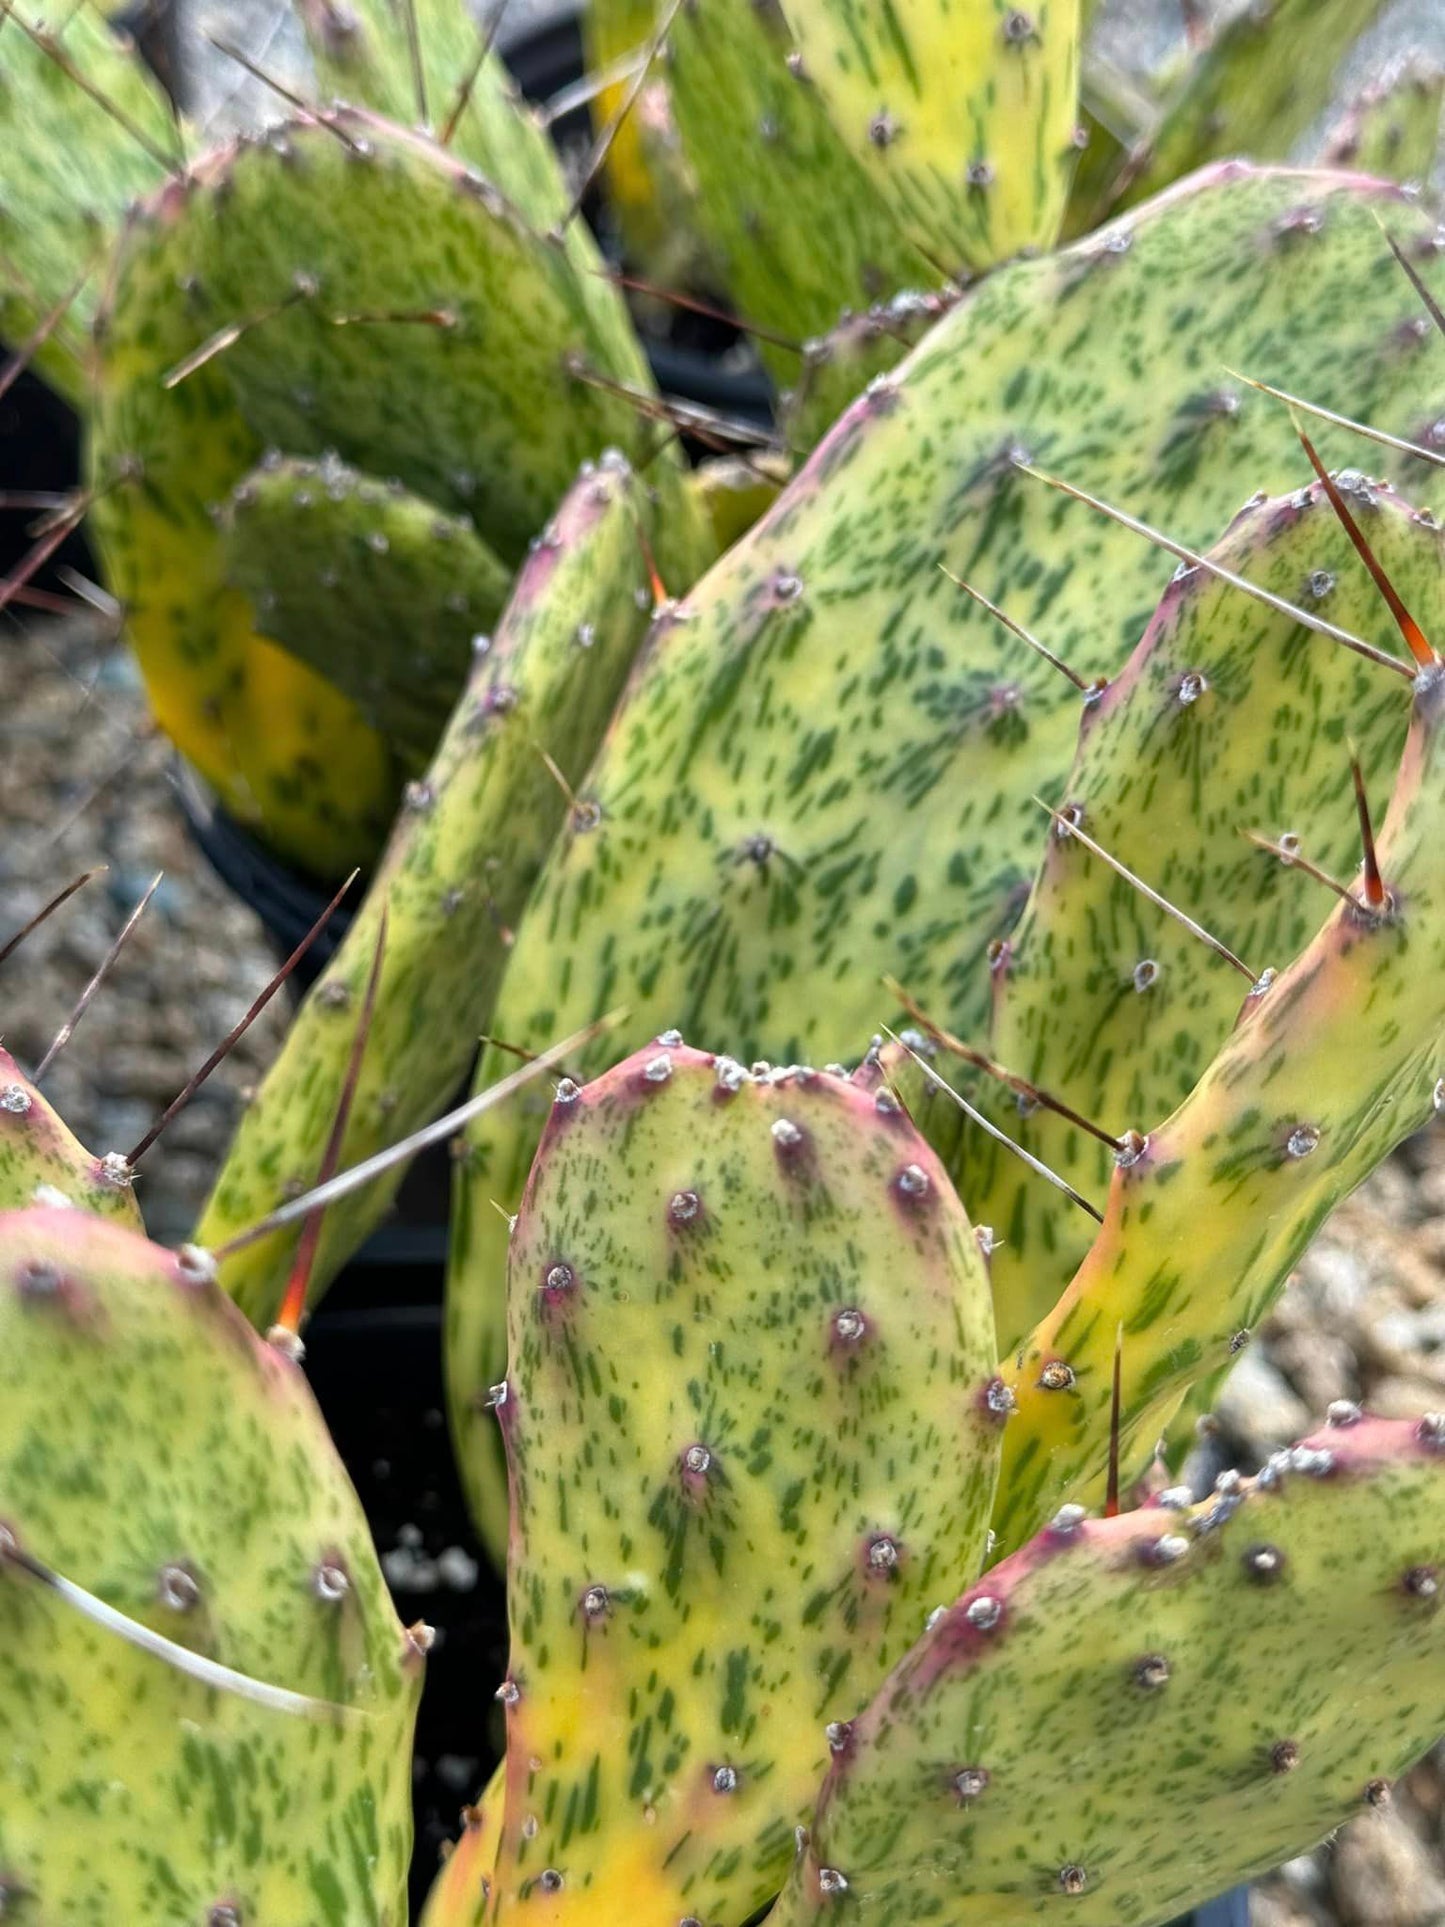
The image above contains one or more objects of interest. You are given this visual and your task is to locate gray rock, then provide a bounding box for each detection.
[1331,1808,1445,1926]
[1215,1348,1312,1460]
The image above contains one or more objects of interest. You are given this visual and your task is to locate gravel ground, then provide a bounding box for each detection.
[0,614,288,1241]
[6,1,1445,1918]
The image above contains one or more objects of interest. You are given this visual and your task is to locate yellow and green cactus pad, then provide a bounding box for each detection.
[480,1041,998,1924]
[994,626,1445,1551]
[778,1414,1445,1926]
[448,165,1445,1550]
[200,454,656,1330]
[0,1204,420,1919]
[964,479,1440,1348]
[667,0,931,395]
[776,0,1081,270]
[90,106,692,875]
[221,451,512,770]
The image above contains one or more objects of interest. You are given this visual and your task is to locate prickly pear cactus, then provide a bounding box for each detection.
[666,0,930,395]
[776,0,1081,269]
[962,478,1440,1348]
[0,1046,142,1226]
[90,160,393,876]
[780,284,960,453]
[0,1,177,401]
[1325,56,1445,183]
[200,454,657,1330]
[89,103,697,873]
[448,165,1445,1551]
[993,632,1445,1551]
[776,1414,1445,1926]
[221,451,512,769]
[275,0,600,302]
[99,110,658,568]
[0,1205,421,1920]
[1116,0,1393,214]
[471,1041,999,1923]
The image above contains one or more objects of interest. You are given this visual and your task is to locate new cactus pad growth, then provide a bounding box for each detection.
[220,452,513,770]
[484,1042,999,1921]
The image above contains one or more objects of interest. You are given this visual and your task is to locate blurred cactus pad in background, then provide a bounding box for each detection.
[6,0,1445,1922]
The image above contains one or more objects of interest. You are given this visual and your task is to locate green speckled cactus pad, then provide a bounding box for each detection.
[222,450,512,769]
[485,1040,998,1924]
[0,1205,419,1921]
[778,1414,1445,1927]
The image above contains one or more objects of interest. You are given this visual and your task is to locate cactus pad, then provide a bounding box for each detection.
[667,0,930,393]
[485,1041,998,1922]
[0,1046,141,1227]
[201,454,656,1330]
[221,450,512,769]
[1324,56,1445,184]
[1118,0,1393,213]
[91,179,396,875]
[101,110,656,565]
[0,2,176,400]
[993,640,1445,1550]
[777,0,1080,269]
[0,1205,419,1919]
[967,479,1437,1346]
[90,103,697,872]
[777,1414,1445,1926]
